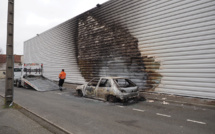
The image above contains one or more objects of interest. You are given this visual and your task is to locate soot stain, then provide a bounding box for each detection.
[75,13,162,91]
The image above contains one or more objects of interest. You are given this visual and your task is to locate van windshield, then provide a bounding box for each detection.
[14,68,22,72]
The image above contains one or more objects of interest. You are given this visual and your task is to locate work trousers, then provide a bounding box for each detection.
[59,79,65,87]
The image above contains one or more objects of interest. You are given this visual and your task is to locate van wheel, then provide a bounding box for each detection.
[24,83,29,89]
[107,95,116,103]
[16,81,21,88]
[77,90,83,97]
[14,81,17,87]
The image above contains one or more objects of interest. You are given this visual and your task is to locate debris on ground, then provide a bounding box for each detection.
[147,100,154,103]
[162,101,169,105]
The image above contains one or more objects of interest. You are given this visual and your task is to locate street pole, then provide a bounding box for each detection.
[5,0,14,106]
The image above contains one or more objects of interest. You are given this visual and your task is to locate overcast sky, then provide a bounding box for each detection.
[0,0,108,55]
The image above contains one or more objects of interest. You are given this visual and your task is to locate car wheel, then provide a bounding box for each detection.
[77,90,83,97]
[122,99,128,105]
[134,97,139,102]
[107,95,116,103]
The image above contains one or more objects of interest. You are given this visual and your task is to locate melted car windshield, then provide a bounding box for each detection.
[114,78,136,88]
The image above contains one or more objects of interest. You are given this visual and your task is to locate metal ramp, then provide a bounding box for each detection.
[24,77,59,91]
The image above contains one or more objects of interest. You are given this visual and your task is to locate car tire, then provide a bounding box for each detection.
[107,95,116,103]
[134,97,139,102]
[77,90,83,97]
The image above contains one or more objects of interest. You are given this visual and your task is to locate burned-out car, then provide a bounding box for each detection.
[76,77,139,102]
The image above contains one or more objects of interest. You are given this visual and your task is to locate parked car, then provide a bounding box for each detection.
[76,77,139,102]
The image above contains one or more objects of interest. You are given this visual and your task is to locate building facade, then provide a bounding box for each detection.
[24,0,215,99]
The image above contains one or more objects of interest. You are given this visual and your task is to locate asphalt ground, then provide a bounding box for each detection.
[0,79,215,134]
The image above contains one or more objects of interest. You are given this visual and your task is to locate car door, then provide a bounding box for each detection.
[96,78,111,100]
[85,78,99,97]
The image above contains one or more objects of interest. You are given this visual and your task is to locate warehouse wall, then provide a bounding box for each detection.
[24,0,215,99]
[24,18,85,84]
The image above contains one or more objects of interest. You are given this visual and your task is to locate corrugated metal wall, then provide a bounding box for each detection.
[24,18,85,84]
[24,0,215,99]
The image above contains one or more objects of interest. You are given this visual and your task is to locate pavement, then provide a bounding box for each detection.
[0,79,215,134]
[0,96,53,134]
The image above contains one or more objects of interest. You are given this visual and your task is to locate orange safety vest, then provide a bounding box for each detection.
[59,71,66,79]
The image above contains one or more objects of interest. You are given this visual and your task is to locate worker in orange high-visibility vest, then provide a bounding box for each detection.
[59,69,66,91]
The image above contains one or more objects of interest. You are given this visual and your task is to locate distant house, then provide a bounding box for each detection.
[0,54,23,78]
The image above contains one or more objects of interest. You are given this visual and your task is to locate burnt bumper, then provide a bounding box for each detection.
[119,92,139,101]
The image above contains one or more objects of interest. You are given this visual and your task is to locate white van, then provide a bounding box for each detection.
[14,67,22,87]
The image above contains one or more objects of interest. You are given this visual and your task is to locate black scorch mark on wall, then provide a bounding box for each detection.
[76,14,161,90]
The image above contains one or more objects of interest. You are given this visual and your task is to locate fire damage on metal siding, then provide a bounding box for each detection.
[75,13,162,91]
